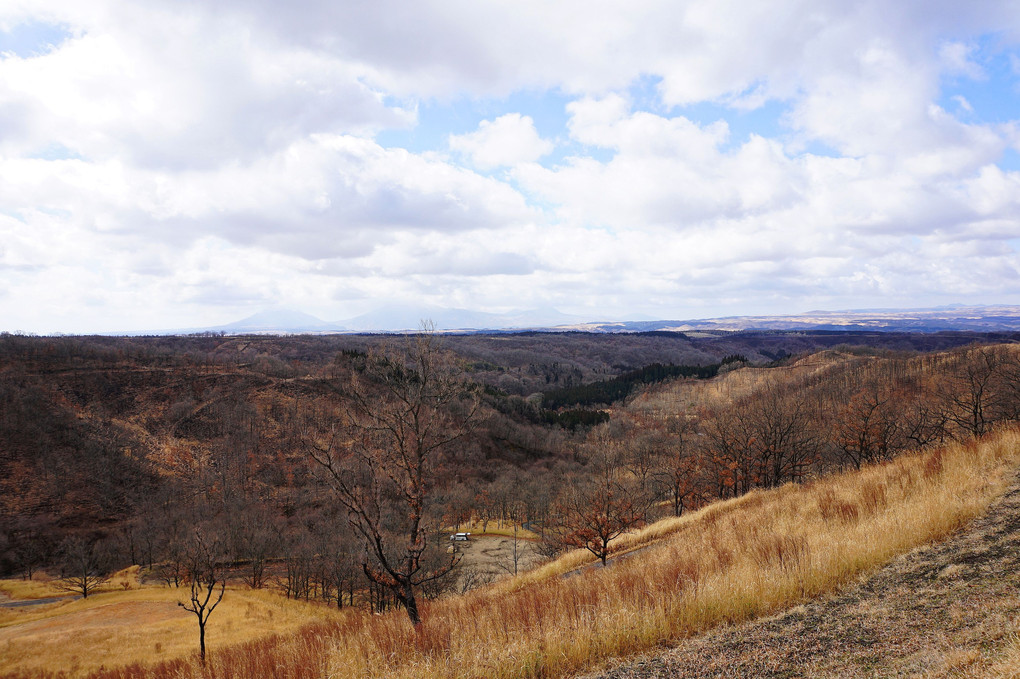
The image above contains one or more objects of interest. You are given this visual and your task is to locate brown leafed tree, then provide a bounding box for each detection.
[701,407,758,497]
[551,429,643,566]
[741,382,821,488]
[306,325,478,626]
[832,383,902,469]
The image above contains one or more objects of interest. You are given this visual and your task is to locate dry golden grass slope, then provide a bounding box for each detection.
[580,453,1020,678]
[0,568,343,677]
[5,427,1020,679]
[626,350,849,418]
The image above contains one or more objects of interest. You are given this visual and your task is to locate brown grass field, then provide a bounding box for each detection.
[626,350,857,419]
[579,466,1020,677]
[0,568,343,677]
[3,427,1020,678]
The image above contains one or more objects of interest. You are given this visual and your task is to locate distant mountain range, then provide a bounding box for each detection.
[177,304,1020,335]
[337,304,591,332]
[212,308,341,333]
[566,304,1020,334]
[197,305,591,334]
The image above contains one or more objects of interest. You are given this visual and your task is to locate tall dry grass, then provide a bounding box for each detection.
[0,574,67,602]
[66,426,1020,679]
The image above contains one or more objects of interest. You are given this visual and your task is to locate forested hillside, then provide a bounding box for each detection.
[2,330,1019,619]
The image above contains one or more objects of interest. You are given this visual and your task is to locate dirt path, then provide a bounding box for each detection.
[0,595,78,608]
[579,473,1020,679]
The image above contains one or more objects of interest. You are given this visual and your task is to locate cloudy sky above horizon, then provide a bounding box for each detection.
[2,1,1020,333]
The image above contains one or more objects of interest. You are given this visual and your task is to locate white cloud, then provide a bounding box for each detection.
[0,135,537,261]
[510,96,1020,313]
[0,3,412,169]
[518,102,789,229]
[2,0,1020,332]
[170,0,1020,109]
[939,41,985,79]
[951,95,974,113]
[448,113,553,168]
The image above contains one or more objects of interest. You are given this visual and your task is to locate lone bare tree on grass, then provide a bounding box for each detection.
[306,326,478,626]
[494,496,531,577]
[57,535,112,599]
[178,530,225,666]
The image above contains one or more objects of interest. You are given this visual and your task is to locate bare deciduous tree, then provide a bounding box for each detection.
[742,382,820,488]
[943,346,1010,437]
[306,326,478,626]
[621,418,660,521]
[654,415,704,517]
[57,535,112,599]
[316,527,360,609]
[494,494,531,577]
[8,518,51,581]
[178,529,226,666]
[231,505,280,590]
[902,375,952,448]
[702,408,758,497]
[832,383,901,469]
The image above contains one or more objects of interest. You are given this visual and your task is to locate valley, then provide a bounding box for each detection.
[3,329,1020,677]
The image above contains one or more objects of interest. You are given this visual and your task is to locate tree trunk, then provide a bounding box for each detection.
[198,620,206,665]
[401,584,422,626]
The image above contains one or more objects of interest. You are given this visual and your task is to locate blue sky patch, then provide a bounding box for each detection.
[28,144,84,162]
[377,89,574,153]
[999,147,1020,172]
[377,88,617,168]
[938,37,1019,124]
[0,20,72,58]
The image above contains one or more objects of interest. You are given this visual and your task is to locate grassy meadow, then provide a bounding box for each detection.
[4,425,1019,678]
[0,568,343,677]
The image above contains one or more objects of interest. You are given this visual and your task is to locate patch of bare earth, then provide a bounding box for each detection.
[580,473,1020,679]
[451,535,546,590]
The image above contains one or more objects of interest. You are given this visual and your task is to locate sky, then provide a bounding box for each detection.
[1,1,1020,333]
